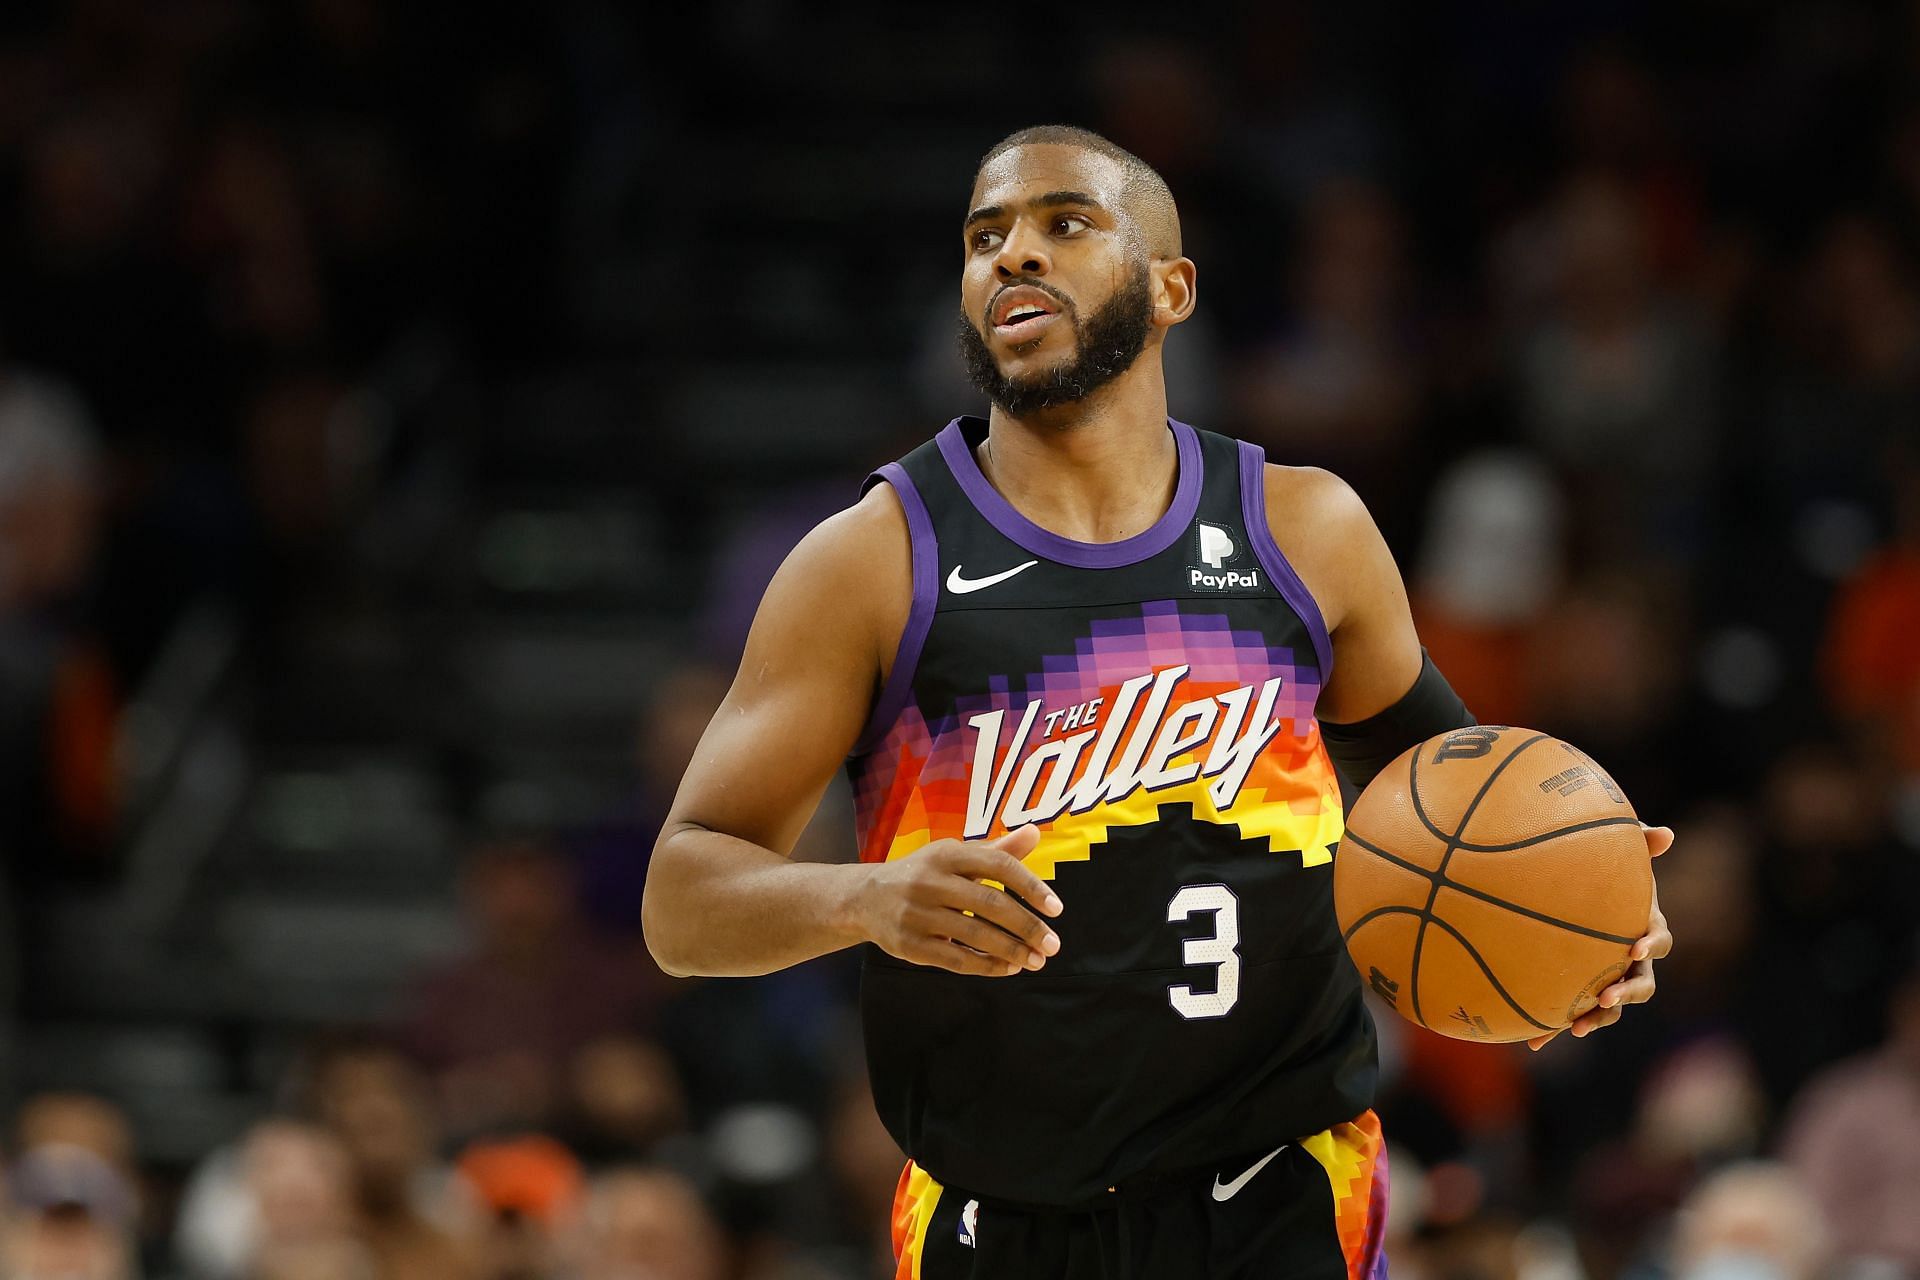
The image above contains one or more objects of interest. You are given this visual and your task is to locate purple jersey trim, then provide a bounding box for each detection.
[851,462,937,756]
[936,417,1203,569]
[1238,438,1335,681]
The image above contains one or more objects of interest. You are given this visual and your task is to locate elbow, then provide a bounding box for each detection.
[642,919,694,979]
[642,899,697,979]
[641,824,701,979]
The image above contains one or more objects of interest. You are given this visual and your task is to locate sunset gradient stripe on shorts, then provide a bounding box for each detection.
[851,599,1345,876]
[890,1160,943,1280]
[1300,1109,1390,1280]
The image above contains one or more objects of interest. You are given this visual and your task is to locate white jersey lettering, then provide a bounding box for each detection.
[961,670,1289,837]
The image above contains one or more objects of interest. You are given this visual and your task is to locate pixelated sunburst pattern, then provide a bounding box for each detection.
[1300,1108,1390,1280]
[851,600,1344,878]
[889,1160,942,1279]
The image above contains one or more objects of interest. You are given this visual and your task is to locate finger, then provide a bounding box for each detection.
[1631,921,1671,962]
[1598,969,1656,1008]
[975,836,1067,917]
[942,912,1046,970]
[1527,1029,1564,1052]
[957,881,1061,957]
[908,938,1021,978]
[1569,1004,1624,1037]
[988,824,1042,859]
[1640,823,1674,857]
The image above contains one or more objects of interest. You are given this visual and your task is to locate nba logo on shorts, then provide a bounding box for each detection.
[957,1198,979,1248]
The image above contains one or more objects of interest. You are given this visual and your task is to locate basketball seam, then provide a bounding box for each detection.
[1405,742,1453,846]
[1341,905,1557,1033]
[1341,830,1640,946]
[1406,750,1637,851]
[1406,731,1550,1030]
[1434,814,1642,853]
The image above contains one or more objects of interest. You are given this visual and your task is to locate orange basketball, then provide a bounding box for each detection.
[1335,725,1653,1043]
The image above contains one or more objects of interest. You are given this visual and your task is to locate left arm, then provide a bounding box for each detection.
[1262,463,1671,1049]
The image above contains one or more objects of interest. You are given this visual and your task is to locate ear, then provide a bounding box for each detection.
[1153,257,1198,328]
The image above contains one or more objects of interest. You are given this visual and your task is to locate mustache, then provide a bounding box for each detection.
[984,278,1075,328]
[956,261,1154,417]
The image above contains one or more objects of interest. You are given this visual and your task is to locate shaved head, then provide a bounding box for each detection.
[975,124,1183,259]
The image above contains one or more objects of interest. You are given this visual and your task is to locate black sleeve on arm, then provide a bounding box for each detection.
[1319,650,1474,791]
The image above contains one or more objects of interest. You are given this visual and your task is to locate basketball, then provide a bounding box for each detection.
[1335,725,1653,1043]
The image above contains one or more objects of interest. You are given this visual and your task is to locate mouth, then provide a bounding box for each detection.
[991,285,1065,342]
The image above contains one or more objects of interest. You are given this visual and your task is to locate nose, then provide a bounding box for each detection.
[993,216,1051,280]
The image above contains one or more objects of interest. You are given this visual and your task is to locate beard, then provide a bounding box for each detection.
[957,263,1155,418]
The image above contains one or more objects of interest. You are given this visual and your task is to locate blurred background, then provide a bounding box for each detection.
[2,2,1918,1278]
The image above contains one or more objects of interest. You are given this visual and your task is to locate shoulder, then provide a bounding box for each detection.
[790,478,910,578]
[1261,462,1372,539]
[753,479,913,675]
[1258,462,1383,632]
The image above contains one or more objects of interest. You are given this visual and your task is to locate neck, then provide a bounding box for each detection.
[978,375,1178,545]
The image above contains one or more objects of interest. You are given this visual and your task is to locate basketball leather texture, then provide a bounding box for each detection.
[1335,725,1652,1043]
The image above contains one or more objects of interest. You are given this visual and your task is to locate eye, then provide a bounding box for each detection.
[971,227,1004,252]
[1052,213,1091,235]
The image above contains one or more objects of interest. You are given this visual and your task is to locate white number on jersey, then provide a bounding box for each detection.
[1166,883,1241,1019]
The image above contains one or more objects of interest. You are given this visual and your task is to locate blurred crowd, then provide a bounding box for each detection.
[4,2,1920,1279]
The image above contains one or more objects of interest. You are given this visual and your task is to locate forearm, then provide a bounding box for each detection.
[642,821,876,978]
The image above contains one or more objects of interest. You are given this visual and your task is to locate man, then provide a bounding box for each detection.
[643,124,1672,1278]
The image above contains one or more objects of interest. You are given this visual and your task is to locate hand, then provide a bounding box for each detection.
[854,826,1064,977]
[1528,822,1673,1051]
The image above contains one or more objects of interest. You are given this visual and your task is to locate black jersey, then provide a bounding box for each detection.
[844,416,1376,1209]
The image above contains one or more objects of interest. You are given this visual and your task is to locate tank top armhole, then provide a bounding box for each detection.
[850,462,938,757]
[1236,439,1335,681]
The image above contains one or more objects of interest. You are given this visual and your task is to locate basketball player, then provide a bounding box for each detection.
[642,125,1673,1278]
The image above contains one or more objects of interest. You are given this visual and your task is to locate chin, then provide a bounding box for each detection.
[997,344,1075,378]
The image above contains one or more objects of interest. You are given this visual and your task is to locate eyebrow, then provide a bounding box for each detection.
[964,190,1104,229]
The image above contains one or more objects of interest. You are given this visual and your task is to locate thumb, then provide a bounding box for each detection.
[988,824,1042,857]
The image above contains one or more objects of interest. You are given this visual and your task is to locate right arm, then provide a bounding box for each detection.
[641,483,1061,979]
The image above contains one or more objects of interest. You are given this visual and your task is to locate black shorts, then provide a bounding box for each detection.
[889,1110,1389,1280]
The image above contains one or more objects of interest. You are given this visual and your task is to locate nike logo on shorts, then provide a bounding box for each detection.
[946,560,1039,594]
[1211,1145,1288,1202]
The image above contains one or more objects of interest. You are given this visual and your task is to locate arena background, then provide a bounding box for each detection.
[2,3,1918,1278]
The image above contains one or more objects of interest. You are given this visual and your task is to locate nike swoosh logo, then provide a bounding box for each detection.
[946,560,1039,594]
[1211,1145,1287,1202]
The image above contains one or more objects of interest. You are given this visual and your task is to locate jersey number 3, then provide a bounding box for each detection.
[1166,883,1241,1019]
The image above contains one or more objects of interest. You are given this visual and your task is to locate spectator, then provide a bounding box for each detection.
[1504,171,1718,564]
[1230,178,1426,512]
[1410,450,1566,728]
[1780,959,1920,1275]
[402,837,669,1137]
[1669,1162,1830,1280]
[235,1119,376,1280]
[565,1167,727,1280]
[559,1034,691,1169]
[305,1038,472,1280]
[1524,571,1686,814]
[1746,741,1915,1106]
[451,1134,584,1280]
[571,665,731,937]
[0,369,116,889]
[4,1093,141,1280]
[1,1147,140,1280]
[1823,462,1920,771]
[177,1057,465,1280]
[176,1113,357,1274]
[12,1093,137,1181]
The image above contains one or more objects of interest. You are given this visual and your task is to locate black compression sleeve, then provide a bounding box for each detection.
[1320,650,1474,790]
